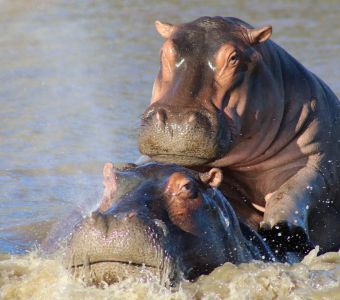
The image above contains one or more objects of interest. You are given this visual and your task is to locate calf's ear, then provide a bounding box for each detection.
[155,20,175,39]
[100,163,117,212]
[248,25,272,44]
[199,168,223,188]
[103,162,115,179]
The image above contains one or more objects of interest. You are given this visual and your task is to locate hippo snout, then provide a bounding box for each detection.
[66,211,175,284]
[139,104,231,165]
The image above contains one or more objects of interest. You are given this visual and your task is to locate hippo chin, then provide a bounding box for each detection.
[138,16,340,253]
[65,162,284,286]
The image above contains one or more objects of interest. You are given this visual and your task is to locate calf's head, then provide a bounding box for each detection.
[66,162,254,285]
[139,16,272,165]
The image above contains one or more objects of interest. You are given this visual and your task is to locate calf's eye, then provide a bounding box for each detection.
[181,182,192,192]
[181,182,198,199]
[229,53,239,65]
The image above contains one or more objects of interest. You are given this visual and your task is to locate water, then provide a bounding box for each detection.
[1,248,339,299]
[0,0,339,298]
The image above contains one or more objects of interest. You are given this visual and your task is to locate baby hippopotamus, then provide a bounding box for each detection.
[138,16,340,253]
[65,162,307,285]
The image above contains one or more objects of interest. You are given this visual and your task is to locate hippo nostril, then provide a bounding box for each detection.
[88,215,96,226]
[156,109,167,125]
[90,212,108,234]
[188,113,196,123]
[143,106,156,121]
[90,212,100,222]
[127,212,137,219]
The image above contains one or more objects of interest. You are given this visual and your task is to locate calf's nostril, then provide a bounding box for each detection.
[188,113,196,123]
[156,109,167,124]
[88,215,96,226]
[127,212,137,218]
[89,212,109,233]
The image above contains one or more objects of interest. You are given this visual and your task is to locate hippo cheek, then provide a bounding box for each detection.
[139,107,231,166]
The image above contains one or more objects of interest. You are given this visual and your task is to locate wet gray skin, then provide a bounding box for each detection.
[65,162,278,286]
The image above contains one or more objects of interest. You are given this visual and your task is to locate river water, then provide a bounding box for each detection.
[0,0,339,299]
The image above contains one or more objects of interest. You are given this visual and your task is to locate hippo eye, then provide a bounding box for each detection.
[229,52,239,65]
[181,181,198,199]
[181,182,192,192]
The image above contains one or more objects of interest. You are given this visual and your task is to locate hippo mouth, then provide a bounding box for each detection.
[149,153,214,165]
[138,132,230,166]
[69,259,162,285]
[71,259,157,269]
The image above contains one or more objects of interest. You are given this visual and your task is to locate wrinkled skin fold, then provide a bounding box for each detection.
[138,16,340,253]
[64,162,289,286]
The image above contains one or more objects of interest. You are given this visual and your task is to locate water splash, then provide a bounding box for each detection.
[1,249,339,299]
[41,178,103,255]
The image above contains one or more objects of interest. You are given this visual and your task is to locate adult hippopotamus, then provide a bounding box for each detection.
[66,162,280,285]
[138,16,340,253]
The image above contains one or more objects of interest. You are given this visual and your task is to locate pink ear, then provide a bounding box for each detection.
[103,162,114,178]
[155,20,175,39]
[248,26,272,44]
[199,168,223,188]
[100,163,117,212]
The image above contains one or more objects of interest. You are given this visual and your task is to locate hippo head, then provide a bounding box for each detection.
[65,162,267,285]
[139,17,272,165]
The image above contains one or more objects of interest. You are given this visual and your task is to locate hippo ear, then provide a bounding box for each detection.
[248,25,272,44]
[155,20,175,39]
[100,163,117,212]
[103,162,115,178]
[199,168,223,188]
